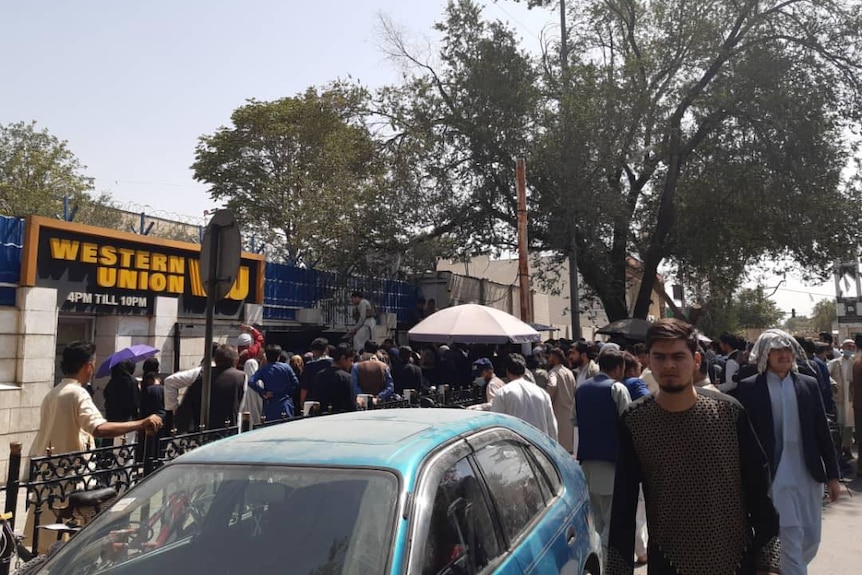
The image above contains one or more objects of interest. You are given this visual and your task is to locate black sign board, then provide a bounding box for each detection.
[21,216,264,318]
[837,296,862,324]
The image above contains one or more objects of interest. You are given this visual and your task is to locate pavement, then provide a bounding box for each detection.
[810,473,862,574]
[628,467,861,573]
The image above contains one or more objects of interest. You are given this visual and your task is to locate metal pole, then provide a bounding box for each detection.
[560,0,582,339]
[560,0,568,64]
[516,158,532,323]
[200,229,220,430]
[3,443,22,520]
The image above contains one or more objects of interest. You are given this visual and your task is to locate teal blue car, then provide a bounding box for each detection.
[36,409,602,575]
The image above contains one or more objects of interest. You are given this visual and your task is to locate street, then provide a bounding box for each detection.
[810,475,862,574]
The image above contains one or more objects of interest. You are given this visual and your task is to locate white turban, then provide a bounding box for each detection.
[749,329,805,374]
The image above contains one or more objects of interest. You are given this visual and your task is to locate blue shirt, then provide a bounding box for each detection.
[623,377,650,401]
[249,362,299,418]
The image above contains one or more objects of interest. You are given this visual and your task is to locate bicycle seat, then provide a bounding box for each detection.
[65,487,118,510]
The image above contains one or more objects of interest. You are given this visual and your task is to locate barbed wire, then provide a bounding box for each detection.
[110,200,212,226]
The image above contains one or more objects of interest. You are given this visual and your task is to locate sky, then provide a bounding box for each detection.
[0,0,835,316]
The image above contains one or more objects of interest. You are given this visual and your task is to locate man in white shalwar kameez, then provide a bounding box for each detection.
[736,330,841,575]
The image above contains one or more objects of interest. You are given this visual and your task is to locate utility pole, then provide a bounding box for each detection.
[516,158,533,323]
[560,0,582,339]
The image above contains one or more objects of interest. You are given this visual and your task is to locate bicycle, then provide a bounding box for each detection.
[6,487,118,575]
[0,511,34,575]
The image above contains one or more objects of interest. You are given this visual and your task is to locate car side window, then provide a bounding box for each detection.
[422,456,501,575]
[527,444,562,497]
[474,441,545,544]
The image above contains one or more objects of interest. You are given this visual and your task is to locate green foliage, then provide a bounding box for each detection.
[734,287,785,329]
[192,84,385,273]
[74,191,124,230]
[190,0,862,306]
[783,314,814,335]
[393,0,862,320]
[811,298,837,334]
[693,286,785,335]
[0,121,123,229]
[0,121,91,217]
[375,3,540,261]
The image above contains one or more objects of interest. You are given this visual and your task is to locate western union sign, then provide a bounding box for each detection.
[21,216,264,317]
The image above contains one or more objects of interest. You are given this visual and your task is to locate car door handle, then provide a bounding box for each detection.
[566,525,577,546]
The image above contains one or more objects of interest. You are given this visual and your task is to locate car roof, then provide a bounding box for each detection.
[174,409,525,475]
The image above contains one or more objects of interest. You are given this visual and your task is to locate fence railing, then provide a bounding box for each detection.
[0,393,484,567]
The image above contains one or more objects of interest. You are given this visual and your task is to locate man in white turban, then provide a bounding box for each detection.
[735,329,841,575]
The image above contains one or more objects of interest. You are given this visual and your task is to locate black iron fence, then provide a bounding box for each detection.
[0,393,484,568]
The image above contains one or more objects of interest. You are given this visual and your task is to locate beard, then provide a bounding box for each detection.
[658,382,689,394]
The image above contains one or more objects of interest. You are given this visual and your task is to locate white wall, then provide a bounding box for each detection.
[0,287,59,483]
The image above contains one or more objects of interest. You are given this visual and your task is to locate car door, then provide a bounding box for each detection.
[467,429,583,575]
[406,439,522,574]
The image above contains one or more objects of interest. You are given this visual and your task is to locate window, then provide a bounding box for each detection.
[422,457,501,575]
[527,444,562,497]
[41,464,398,575]
[474,442,545,543]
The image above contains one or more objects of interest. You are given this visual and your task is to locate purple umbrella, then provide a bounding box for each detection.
[96,344,160,378]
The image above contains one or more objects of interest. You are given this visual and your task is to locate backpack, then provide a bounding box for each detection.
[365,300,377,318]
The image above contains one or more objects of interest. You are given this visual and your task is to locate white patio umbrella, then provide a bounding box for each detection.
[408,304,541,344]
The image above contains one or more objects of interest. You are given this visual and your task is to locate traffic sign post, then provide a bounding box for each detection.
[198,210,242,429]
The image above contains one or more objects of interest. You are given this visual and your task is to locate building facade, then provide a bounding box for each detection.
[0,215,417,481]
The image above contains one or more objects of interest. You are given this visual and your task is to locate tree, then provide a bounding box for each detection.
[192,84,384,274]
[375,4,541,268]
[811,298,837,334]
[383,0,862,320]
[733,287,784,329]
[0,121,123,229]
[783,314,814,334]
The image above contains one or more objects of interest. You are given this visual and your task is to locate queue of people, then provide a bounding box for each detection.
[29,307,854,575]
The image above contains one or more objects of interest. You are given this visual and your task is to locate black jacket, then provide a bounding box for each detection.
[208,367,246,429]
[104,371,140,422]
[140,385,166,420]
[314,366,355,414]
[735,372,839,483]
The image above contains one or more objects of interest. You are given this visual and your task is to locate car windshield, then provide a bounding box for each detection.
[39,463,399,575]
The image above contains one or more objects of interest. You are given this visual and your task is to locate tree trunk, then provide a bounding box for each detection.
[576,245,630,323]
[633,133,683,319]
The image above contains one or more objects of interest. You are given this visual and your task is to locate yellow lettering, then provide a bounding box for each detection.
[49,238,79,261]
[168,275,184,294]
[97,267,117,288]
[118,248,135,268]
[168,256,184,274]
[150,253,167,272]
[150,273,167,291]
[118,269,137,289]
[137,271,148,289]
[80,243,98,264]
[226,267,250,300]
[99,246,117,266]
[135,250,150,270]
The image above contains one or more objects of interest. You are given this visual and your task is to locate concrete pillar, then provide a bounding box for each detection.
[151,297,178,374]
[1,287,60,480]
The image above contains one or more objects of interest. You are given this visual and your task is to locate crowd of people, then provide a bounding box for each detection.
[27,295,858,574]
